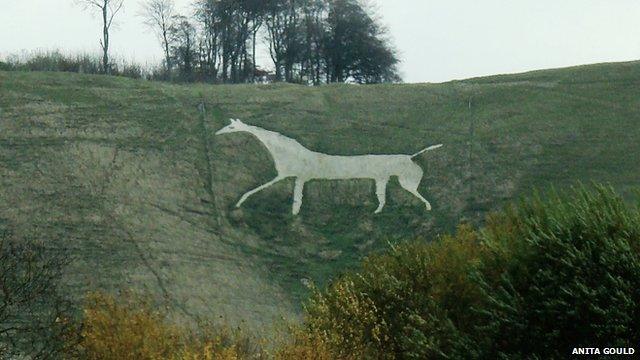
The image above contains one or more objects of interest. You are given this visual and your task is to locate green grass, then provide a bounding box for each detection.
[1,61,640,330]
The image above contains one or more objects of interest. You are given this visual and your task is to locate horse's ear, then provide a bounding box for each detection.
[235,118,244,124]
[229,118,236,124]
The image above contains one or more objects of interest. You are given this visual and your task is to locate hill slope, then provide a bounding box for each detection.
[1,62,640,328]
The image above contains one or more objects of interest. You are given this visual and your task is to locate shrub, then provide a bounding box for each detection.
[0,229,78,359]
[301,224,484,359]
[273,326,338,360]
[299,185,640,359]
[76,292,181,359]
[0,61,13,71]
[2,50,150,79]
[73,291,265,360]
[476,186,640,358]
[178,323,266,360]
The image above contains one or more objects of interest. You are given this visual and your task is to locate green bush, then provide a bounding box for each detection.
[302,225,484,359]
[0,61,13,71]
[477,186,640,359]
[300,186,640,359]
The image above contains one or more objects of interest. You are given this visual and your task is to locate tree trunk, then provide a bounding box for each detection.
[285,62,293,83]
[315,46,321,85]
[162,27,171,74]
[102,4,110,74]
[221,26,228,83]
[252,31,257,83]
[230,59,236,83]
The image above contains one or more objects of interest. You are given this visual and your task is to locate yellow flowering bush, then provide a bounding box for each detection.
[73,292,264,360]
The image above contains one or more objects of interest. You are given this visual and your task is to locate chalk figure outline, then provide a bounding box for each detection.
[216,119,442,215]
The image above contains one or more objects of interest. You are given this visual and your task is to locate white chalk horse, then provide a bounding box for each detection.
[216,119,442,215]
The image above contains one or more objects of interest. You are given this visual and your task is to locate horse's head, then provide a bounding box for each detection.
[215,119,249,135]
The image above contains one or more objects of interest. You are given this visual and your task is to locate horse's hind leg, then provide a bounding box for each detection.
[374,177,389,214]
[398,170,432,211]
[292,178,305,215]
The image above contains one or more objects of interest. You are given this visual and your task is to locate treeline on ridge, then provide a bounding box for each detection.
[168,0,400,84]
[0,0,400,85]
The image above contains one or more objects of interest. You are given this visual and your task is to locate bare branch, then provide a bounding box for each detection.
[74,0,125,74]
[0,230,75,357]
[75,0,104,10]
[107,0,125,29]
[139,0,175,30]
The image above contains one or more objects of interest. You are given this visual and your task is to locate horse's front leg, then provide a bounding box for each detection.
[374,177,389,214]
[292,177,306,215]
[236,176,284,208]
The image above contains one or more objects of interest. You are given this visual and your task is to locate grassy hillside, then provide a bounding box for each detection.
[1,61,639,329]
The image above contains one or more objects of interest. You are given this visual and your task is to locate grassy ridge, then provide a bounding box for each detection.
[1,61,639,329]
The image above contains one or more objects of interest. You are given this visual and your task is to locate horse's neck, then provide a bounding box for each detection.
[246,126,309,156]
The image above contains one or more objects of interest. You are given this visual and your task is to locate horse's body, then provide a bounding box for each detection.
[216,119,441,215]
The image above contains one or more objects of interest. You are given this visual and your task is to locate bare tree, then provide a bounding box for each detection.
[244,0,268,83]
[302,0,327,85]
[76,0,125,74]
[265,0,304,82]
[0,230,78,358]
[140,0,175,74]
[169,15,198,81]
[194,0,222,81]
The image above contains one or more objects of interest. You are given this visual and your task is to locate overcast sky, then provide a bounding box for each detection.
[2,0,640,83]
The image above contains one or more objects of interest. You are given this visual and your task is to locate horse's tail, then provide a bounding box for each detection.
[411,144,443,159]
